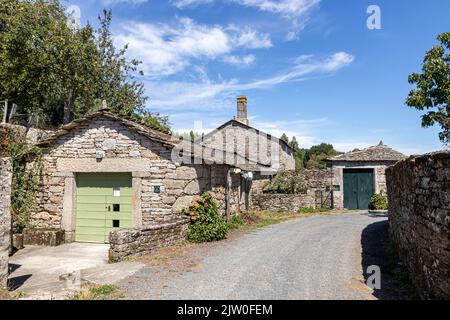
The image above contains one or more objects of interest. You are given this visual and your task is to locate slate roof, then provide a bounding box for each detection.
[35,109,271,169]
[36,109,179,147]
[197,119,293,152]
[327,141,407,162]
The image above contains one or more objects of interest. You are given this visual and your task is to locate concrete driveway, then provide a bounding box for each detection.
[9,243,144,299]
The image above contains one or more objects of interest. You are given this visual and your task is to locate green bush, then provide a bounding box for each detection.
[228,214,245,230]
[265,172,307,194]
[183,192,229,243]
[369,191,388,210]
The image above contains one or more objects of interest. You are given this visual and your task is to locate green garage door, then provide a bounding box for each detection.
[343,169,374,210]
[76,173,132,243]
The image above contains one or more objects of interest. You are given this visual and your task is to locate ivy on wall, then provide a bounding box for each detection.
[6,131,42,233]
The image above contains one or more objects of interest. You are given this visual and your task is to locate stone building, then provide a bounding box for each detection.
[29,98,290,245]
[326,141,407,210]
[198,96,295,209]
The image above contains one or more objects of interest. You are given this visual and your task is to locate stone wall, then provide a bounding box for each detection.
[0,158,12,289]
[252,193,315,212]
[108,219,190,261]
[251,169,333,212]
[386,151,450,299]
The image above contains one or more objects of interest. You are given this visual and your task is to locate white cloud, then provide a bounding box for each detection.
[146,52,354,108]
[235,0,320,19]
[227,25,273,48]
[172,0,213,8]
[114,18,272,77]
[102,0,148,5]
[223,54,256,65]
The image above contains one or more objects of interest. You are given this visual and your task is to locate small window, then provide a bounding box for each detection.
[113,220,120,228]
[113,204,120,212]
[113,187,121,197]
[154,186,161,194]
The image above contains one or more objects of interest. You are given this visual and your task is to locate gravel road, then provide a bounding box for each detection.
[118,213,387,300]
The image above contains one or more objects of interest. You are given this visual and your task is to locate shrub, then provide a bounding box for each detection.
[265,172,307,194]
[369,191,388,210]
[228,214,245,230]
[183,192,229,243]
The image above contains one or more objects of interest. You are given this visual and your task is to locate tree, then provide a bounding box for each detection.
[280,133,289,145]
[0,1,169,132]
[304,143,340,169]
[406,32,450,144]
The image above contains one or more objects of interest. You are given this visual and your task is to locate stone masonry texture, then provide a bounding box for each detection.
[386,151,450,299]
[0,157,12,289]
[31,115,243,245]
[252,169,333,211]
[108,219,190,261]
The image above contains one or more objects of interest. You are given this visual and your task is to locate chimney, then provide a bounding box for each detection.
[235,96,249,126]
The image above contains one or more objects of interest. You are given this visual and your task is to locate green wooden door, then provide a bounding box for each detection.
[76,173,132,243]
[343,169,374,210]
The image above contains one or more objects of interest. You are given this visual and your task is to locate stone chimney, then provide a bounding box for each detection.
[235,96,249,126]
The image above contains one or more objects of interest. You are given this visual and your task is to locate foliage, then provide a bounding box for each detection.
[406,32,450,144]
[280,133,289,144]
[265,172,307,194]
[175,131,203,142]
[369,191,388,211]
[0,1,169,132]
[73,284,124,300]
[7,131,42,232]
[304,143,340,169]
[183,192,229,243]
[297,207,331,214]
[280,134,341,170]
[228,214,245,230]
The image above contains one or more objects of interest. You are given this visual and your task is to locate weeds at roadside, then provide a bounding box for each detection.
[72,284,124,300]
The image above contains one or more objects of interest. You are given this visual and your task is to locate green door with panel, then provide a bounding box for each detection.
[343,169,374,210]
[76,173,132,243]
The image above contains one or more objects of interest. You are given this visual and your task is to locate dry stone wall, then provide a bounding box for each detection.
[252,194,315,212]
[108,219,190,261]
[386,151,450,299]
[0,158,12,289]
[252,169,333,212]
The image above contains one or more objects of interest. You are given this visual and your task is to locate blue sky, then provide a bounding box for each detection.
[65,0,450,154]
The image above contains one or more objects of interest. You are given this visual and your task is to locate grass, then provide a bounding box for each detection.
[235,208,336,229]
[72,284,124,300]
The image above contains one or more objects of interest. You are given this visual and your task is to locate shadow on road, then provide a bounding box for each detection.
[360,219,416,300]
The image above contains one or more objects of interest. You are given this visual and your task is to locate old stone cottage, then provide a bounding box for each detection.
[326,141,407,210]
[28,97,293,246]
[198,96,295,209]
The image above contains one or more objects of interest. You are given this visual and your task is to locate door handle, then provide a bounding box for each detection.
[107,205,111,212]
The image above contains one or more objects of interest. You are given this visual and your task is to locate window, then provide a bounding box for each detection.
[154,186,161,194]
[113,220,120,228]
[113,187,120,197]
[113,204,120,212]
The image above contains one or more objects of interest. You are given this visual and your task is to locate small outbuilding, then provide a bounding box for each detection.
[326,141,407,210]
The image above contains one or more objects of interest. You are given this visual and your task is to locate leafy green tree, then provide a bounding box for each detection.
[280,133,289,144]
[304,143,340,169]
[406,32,450,144]
[0,1,169,132]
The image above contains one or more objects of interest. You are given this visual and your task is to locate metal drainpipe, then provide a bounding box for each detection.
[330,162,335,209]
[225,167,233,220]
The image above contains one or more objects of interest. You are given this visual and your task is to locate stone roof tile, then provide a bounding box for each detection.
[328,141,407,162]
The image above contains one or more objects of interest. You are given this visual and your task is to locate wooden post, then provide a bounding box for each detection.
[9,104,16,122]
[2,100,7,123]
